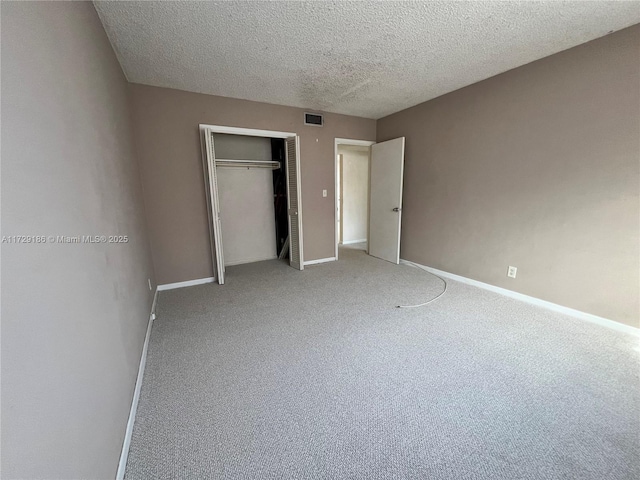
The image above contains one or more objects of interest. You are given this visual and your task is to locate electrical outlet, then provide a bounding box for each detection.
[322,189,327,197]
[148,278,152,291]
[507,266,517,279]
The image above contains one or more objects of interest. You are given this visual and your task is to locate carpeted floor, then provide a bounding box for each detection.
[125,246,639,479]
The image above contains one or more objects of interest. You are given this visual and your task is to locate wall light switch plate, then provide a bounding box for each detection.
[507,266,517,278]
[322,189,327,197]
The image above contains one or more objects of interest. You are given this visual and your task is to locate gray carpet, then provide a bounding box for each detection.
[125,246,639,479]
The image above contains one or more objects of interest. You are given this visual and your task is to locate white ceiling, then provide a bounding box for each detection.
[94,1,640,119]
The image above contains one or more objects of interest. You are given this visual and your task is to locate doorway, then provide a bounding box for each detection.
[334,139,375,260]
[334,137,406,264]
[336,144,371,256]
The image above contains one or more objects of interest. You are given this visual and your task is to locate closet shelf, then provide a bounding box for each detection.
[215,159,280,170]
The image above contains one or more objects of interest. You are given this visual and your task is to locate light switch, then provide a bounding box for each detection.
[322,189,327,197]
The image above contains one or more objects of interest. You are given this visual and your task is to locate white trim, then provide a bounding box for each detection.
[157,277,215,291]
[335,138,377,147]
[334,138,376,260]
[224,255,278,267]
[200,126,219,285]
[303,257,336,266]
[400,259,640,336]
[202,126,226,284]
[336,151,342,258]
[116,291,157,479]
[342,239,367,245]
[291,135,305,270]
[199,123,296,139]
[150,286,158,320]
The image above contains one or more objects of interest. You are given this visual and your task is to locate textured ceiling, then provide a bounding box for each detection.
[94,1,640,119]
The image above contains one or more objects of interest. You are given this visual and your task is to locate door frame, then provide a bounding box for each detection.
[200,124,299,281]
[334,138,376,260]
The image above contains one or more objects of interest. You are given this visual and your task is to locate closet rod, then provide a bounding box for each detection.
[215,159,280,170]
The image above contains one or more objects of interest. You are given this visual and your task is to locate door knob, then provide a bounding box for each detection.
[393,207,401,212]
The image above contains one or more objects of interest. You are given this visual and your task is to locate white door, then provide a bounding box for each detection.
[202,128,226,284]
[369,137,405,264]
[337,154,342,244]
[285,136,304,270]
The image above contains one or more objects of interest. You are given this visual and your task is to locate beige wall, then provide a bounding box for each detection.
[1,2,156,478]
[338,146,370,243]
[377,26,640,327]
[129,84,375,284]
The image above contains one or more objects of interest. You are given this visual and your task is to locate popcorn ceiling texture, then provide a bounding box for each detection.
[94,1,640,119]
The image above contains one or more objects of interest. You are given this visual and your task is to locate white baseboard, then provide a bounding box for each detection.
[116,289,157,479]
[400,259,639,337]
[304,257,337,266]
[342,239,367,245]
[149,286,158,320]
[157,276,215,291]
[224,255,278,267]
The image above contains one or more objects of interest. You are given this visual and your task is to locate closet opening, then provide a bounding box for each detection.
[200,125,304,285]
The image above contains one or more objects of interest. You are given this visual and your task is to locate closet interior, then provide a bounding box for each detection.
[212,133,289,267]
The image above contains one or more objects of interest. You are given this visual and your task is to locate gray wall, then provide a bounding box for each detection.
[1,2,156,478]
[129,84,376,285]
[377,26,640,327]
